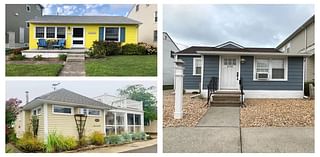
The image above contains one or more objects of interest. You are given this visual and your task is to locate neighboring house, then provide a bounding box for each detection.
[173,41,310,98]
[163,32,180,86]
[127,4,157,46]
[14,88,144,142]
[5,4,43,48]
[277,15,315,82]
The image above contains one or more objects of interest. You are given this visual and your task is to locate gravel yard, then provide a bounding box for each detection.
[163,90,208,127]
[241,99,314,127]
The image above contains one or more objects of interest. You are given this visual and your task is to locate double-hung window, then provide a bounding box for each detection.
[57,27,66,38]
[105,27,119,41]
[193,58,202,75]
[32,107,41,116]
[46,27,55,38]
[255,57,287,80]
[35,27,45,38]
[79,108,100,116]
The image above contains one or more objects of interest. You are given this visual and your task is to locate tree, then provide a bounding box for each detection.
[118,84,157,125]
[6,98,21,143]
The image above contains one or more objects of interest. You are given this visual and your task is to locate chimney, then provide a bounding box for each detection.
[25,91,29,104]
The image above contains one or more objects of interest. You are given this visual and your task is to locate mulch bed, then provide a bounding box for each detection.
[241,99,314,127]
[163,90,208,127]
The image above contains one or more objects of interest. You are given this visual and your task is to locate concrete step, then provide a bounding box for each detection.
[211,103,240,107]
[212,100,241,104]
[213,97,240,101]
[215,91,241,94]
[66,54,85,62]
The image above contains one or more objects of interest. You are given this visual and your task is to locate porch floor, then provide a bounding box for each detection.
[22,49,88,53]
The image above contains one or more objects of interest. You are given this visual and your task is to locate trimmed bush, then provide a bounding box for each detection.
[105,135,124,145]
[58,54,67,61]
[122,133,133,143]
[46,132,78,152]
[33,55,43,61]
[121,43,146,55]
[10,54,26,60]
[16,132,44,152]
[89,131,105,145]
[138,42,157,55]
[106,42,121,55]
[132,132,147,141]
[86,41,121,58]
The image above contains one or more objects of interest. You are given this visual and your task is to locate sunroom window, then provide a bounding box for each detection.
[193,58,202,75]
[79,108,100,116]
[53,105,72,115]
[105,27,119,41]
[35,27,45,38]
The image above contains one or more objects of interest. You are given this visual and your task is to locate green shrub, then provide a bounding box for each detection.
[58,54,67,61]
[87,41,107,58]
[16,132,44,152]
[89,131,105,145]
[122,133,133,143]
[304,82,315,96]
[132,132,147,141]
[105,135,124,145]
[138,42,157,55]
[121,43,146,55]
[106,41,121,55]
[46,132,78,152]
[9,54,26,60]
[6,128,18,144]
[33,55,43,61]
[78,136,89,147]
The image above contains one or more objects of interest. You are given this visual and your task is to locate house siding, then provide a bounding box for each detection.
[240,56,303,90]
[178,55,201,90]
[203,55,219,89]
[29,23,138,49]
[47,104,104,138]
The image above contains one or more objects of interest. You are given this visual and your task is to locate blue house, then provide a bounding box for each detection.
[173,41,310,104]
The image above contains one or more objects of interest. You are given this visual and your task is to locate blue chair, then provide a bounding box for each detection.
[53,39,66,49]
[37,39,47,49]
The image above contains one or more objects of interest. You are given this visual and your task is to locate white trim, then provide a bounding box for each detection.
[197,51,311,57]
[200,55,204,92]
[244,90,304,98]
[71,26,85,48]
[253,56,288,81]
[220,56,240,90]
[192,57,202,76]
[35,26,67,39]
[26,4,31,12]
[218,56,221,90]
[175,53,201,56]
[43,104,48,143]
[104,26,121,42]
[216,41,244,49]
[52,105,74,115]
[32,106,42,116]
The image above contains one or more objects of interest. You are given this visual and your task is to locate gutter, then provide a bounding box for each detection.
[196,51,312,57]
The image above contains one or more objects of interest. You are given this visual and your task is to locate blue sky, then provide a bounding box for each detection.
[42,4,133,16]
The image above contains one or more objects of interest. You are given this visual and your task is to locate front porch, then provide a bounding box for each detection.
[22,48,88,58]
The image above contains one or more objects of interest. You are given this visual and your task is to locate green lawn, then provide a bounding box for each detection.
[6,64,63,76]
[85,55,157,76]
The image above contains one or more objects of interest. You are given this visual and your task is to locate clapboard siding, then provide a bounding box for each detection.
[203,55,219,89]
[178,56,201,89]
[240,56,303,90]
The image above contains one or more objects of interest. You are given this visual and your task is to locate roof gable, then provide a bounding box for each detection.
[216,41,244,49]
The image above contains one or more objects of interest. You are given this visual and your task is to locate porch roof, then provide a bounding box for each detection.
[23,88,113,110]
[27,15,141,25]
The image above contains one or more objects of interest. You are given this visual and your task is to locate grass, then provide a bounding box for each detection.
[6,64,63,76]
[85,55,157,76]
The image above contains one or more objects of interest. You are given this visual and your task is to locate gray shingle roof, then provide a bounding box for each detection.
[26,88,112,109]
[27,15,141,25]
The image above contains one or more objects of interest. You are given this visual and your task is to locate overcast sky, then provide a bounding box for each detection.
[42,4,132,16]
[6,80,156,106]
[164,4,314,49]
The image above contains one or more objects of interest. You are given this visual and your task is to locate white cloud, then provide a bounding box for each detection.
[42,4,55,15]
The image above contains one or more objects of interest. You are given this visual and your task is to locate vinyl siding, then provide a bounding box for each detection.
[306,54,314,82]
[203,55,219,89]
[29,23,138,49]
[240,56,303,90]
[178,55,201,90]
[47,104,104,138]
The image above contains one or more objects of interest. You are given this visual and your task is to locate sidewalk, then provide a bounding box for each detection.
[79,139,157,153]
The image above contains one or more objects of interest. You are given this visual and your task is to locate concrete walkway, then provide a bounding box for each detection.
[163,107,314,153]
[59,61,85,76]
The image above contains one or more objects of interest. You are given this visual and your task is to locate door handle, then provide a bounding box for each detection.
[236,72,239,80]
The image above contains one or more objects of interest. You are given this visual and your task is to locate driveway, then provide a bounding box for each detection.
[163,107,314,153]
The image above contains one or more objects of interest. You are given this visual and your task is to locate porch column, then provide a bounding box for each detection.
[103,110,106,135]
[114,112,117,134]
[174,59,184,119]
[140,113,144,132]
[124,112,128,132]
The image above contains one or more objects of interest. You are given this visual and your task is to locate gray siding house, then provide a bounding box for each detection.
[174,41,310,98]
[5,4,43,48]
[277,15,314,82]
[163,32,180,86]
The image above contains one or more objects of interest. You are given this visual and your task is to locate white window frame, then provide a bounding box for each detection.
[46,27,56,39]
[56,27,66,39]
[253,56,288,81]
[52,105,73,115]
[193,57,202,76]
[104,27,121,42]
[79,108,101,117]
[32,106,42,116]
[35,26,67,39]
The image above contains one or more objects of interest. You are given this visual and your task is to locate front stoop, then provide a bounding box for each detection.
[66,54,85,62]
[210,91,241,107]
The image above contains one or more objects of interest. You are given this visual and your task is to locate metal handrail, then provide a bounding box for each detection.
[239,78,245,107]
[207,77,218,105]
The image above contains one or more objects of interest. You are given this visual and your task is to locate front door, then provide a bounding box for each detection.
[220,56,239,90]
[72,27,84,48]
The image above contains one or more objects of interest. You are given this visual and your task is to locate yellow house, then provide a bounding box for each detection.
[15,88,145,143]
[27,15,140,50]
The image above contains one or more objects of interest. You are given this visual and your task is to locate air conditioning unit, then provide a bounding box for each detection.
[257,72,269,80]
